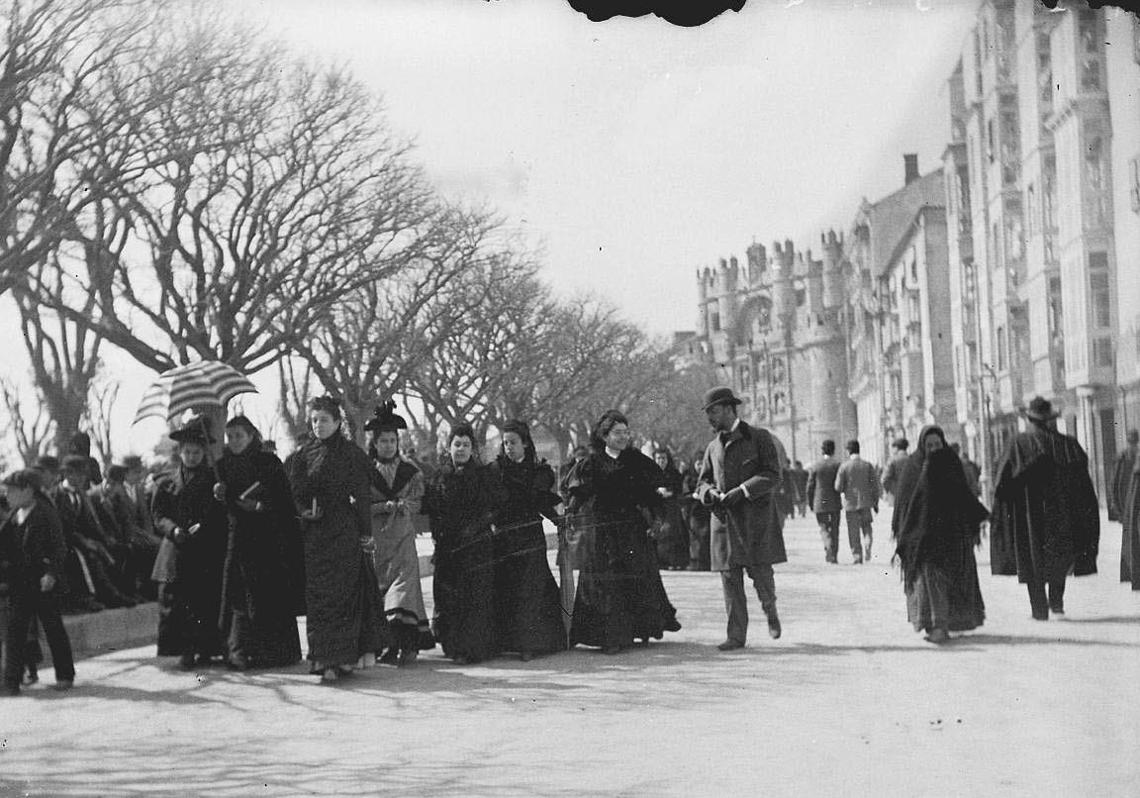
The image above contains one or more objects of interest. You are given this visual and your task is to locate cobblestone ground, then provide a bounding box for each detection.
[2,511,1137,797]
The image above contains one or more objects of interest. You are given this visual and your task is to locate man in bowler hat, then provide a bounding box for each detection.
[696,386,787,650]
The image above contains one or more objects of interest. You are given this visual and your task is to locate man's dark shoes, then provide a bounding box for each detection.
[767,613,782,639]
[178,653,197,671]
[53,679,74,691]
[717,639,745,651]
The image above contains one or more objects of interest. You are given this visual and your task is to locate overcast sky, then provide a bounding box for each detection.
[2,0,981,458]
[230,0,977,336]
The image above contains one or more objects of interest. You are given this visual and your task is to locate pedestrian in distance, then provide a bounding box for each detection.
[651,448,691,571]
[423,423,499,664]
[287,396,389,682]
[486,419,567,662]
[834,440,880,563]
[696,386,787,650]
[880,437,909,503]
[990,397,1100,620]
[562,409,681,654]
[892,426,988,644]
[806,440,843,564]
[1109,429,1138,524]
[1,469,75,696]
[790,461,809,518]
[364,401,435,666]
[1120,436,1140,591]
[214,415,303,671]
[682,450,711,571]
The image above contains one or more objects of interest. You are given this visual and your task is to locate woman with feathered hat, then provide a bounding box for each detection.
[365,400,434,666]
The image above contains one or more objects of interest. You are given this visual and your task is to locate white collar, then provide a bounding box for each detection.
[848,453,861,460]
[16,505,31,524]
[605,446,623,460]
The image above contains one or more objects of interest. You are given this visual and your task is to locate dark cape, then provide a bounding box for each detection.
[563,448,678,649]
[423,458,500,663]
[893,432,988,633]
[653,466,691,569]
[990,423,1100,583]
[151,463,229,658]
[217,445,303,667]
[1121,455,1140,590]
[486,455,567,656]
[288,432,389,669]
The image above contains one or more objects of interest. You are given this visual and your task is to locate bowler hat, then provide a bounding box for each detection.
[1023,396,1060,422]
[702,385,743,411]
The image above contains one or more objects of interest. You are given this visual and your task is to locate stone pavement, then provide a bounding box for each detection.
[2,511,1137,797]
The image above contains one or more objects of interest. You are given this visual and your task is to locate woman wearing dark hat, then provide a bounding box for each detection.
[1,469,75,695]
[213,416,302,670]
[486,419,567,661]
[151,419,229,670]
[990,396,1100,619]
[422,423,500,664]
[563,409,681,654]
[891,425,988,644]
[365,400,434,666]
[287,396,389,682]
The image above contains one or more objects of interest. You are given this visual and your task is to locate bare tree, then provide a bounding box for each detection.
[0,375,53,460]
[10,254,103,451]
[0,0,160,296]
[40,16,436,377]
[296,204,502,441]
[82,372,118,466]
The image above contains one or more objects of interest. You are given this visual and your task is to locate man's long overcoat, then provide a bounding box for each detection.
[696,422,787,570]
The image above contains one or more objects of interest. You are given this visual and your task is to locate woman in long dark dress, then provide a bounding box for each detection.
[214,416,302,670]
[652,449,690,570]
[564,410,681,654]
[892,425,988,644]
[287,397,389,682]
[151,422,229,670]
[682,452,711,571]
[486,419,567,661]
[423,423,499,664]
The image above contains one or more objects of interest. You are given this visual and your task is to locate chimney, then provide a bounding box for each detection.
[904,153,919,185]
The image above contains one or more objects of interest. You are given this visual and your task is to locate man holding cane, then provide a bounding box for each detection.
[696,387,788,651]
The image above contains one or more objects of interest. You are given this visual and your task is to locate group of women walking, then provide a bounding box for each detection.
[152,399,683,682]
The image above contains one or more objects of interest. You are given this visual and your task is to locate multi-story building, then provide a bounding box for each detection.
[1105,10,1140,439]
[693,233,854,465]
[841,159,950,465]
[943,0,1120,498]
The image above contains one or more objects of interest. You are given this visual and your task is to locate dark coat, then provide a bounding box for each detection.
[1109,444,1137,522]
[288,432,389,667]
[422,458,501,662]
[696,422,787,570]
[1121,457,1140,589]
[990,424,1100,583]
[217,446,303,666]
[0,499,68,593]
[806,456,842,514]
[151,463,229,657]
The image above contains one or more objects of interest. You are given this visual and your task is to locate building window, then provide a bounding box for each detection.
[1093,337,1114,368]
[1089,256,1111,329]
[987,120,995,163]
[1133,15,1140,65]
[1048,277,1063,342]
[711,310,720,332]
[997,325,1007,371]
[1130,156,1140,213]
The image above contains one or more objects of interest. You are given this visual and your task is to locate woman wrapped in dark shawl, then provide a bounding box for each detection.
[892,425,988,644]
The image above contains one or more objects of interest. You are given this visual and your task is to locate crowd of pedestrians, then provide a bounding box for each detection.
[1,385,1131,697]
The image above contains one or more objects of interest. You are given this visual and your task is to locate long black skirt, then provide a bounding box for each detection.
[493,519,566,656]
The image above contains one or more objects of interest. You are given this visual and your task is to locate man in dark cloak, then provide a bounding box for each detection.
[990,396,1100,619]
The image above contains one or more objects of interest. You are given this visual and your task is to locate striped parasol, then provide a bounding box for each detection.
[133,361,257,424]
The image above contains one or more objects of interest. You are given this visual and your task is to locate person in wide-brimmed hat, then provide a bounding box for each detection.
[151,418,229,670]
[696,385,788,650]
[991,396,1100,619]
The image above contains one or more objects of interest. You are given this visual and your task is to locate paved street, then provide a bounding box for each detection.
[2,511,1138,797]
